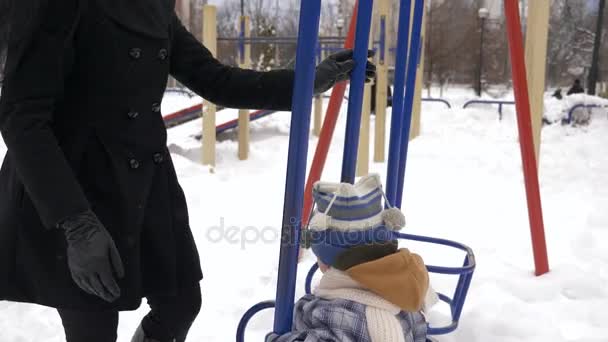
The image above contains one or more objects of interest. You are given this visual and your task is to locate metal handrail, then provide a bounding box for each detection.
[462,99,516,120]
[236,301,276,342]
[564,103,608,124]
[303,232,476,336]
[422,98,452,109]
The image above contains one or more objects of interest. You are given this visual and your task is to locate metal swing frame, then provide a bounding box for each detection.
[236,0,476,341]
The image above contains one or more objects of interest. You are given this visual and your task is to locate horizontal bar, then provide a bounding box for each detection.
[422,98,452,108]
[218,36,346,42]
[236,301,276,342]
[566,103,607,124]
[216,110,276,134]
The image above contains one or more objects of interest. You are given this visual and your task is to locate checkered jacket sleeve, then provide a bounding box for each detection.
[266,294,372,342]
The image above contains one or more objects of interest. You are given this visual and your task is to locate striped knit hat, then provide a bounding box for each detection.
[305,174,406,270]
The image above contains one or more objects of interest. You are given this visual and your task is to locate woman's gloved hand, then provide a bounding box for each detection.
[59,210,125,302]
[314,49,377,95]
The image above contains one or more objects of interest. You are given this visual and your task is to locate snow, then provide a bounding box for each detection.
[1,89,608,341]
[544,93,608,123]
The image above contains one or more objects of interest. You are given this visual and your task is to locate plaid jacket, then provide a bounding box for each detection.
[267,294,428,342]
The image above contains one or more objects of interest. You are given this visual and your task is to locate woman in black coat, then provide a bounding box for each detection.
[0,0,375,341]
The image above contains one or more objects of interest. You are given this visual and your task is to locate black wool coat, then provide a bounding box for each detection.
[0,0,294,311]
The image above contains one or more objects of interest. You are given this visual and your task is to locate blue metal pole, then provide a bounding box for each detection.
[239,16,246,65]
[379,15,387,65]
[385,0,412,204]
[395,0,425,208]
[273,0,322,335]
[341,0,376,183]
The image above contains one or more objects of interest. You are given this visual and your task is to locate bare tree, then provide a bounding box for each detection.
[547,0,595,86]
[424,0,483,92]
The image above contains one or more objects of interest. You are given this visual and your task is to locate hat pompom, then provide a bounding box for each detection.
[308,212,330,231]
[382,207,406,230]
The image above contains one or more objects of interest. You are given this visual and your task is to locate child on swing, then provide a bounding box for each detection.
[266,174,434,342]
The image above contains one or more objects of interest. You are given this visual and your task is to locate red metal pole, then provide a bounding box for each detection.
[301,2,359,226]
[504,0,550,276]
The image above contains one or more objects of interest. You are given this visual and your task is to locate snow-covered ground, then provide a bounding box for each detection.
[1,89,608,341]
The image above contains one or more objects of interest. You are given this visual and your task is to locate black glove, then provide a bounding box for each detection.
[60,210,125,302]
[314,49,377,95]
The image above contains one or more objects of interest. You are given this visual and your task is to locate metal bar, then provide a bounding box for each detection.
[462,99,515,119]
[239,17,246,65]
[341,0,375,183]
[422,98,451,108]
[566,103,606,124]
[452,258,475,323]
[395,0,425,208]
[462,100,516,107]
[273,0,322,334]
[499,103,503,120]
[216,110,275,134]
[236,301,276,342]
[305,263,320,295]
[379,16,387,65]
[504,0,550,276]
[385,0,412,204]
[302,230,476,337]
[218,36,346,42]
[301,1,359,227]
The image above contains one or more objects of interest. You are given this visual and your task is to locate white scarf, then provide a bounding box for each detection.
[314,269,406,342]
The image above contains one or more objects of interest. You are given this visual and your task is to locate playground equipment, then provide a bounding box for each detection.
[235,0,553,338]
[194,0,424,167]
[162,101,275,133]
[525,0,550,158]
[235,0,482,340]
[202,5,218,166]
[505,0,549,276]
[302,233,475,336]
[422,97,452,109]
[564,103,608,125]
[462,99,516,120]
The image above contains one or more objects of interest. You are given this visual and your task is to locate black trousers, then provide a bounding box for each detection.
[57,284,201,342]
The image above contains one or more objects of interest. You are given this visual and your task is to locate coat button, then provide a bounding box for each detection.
[129,48,142,60]
[153,153,165,164]
[129,159,140,169]
[127,110,139,119]
[152,103,161,113]
[158,48,169,60]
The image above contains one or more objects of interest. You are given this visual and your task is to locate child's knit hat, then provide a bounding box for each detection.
[304,174,406,270]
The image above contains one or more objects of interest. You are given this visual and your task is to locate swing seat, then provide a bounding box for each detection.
[236,233,475,341]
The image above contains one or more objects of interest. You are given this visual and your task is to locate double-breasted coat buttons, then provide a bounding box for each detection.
[129,159,140,169]
[127,110,139,119]
[129,48,142,60]
[152,103,161,113]
[153,153,165,164]
[158,48,169,60]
